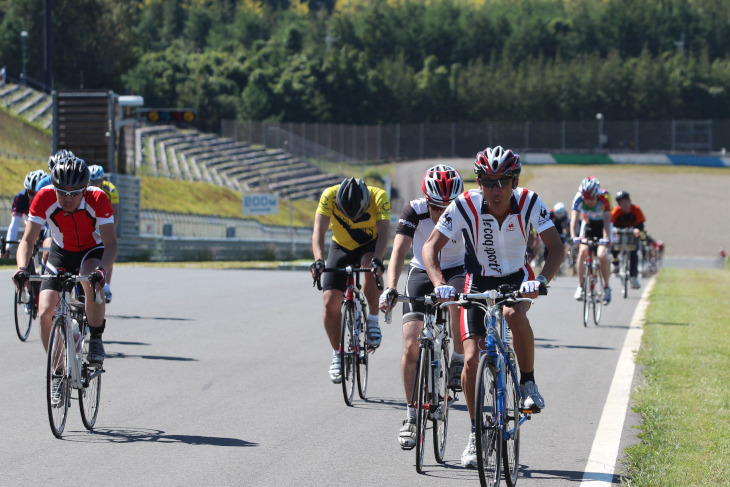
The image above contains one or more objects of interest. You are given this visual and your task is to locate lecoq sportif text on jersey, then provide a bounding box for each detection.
[28,186,114,252]
[434,188,554,276]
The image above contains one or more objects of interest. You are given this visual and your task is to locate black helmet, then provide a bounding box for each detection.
[51,156,90,190]
[616,190,630,201]
[47,149,75,172]
[335,177,370,221]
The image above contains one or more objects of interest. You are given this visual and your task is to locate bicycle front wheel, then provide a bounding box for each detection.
[79,328,102,429]
[621,253,629,299]
[475,356,501,487]
[14,288,34,341]
[433,343,450,464]
[502,363,521,487]
[47,316,69,438]
[356,303,369,400]
[582,264,591,327]
[340,301,356,407]
[593,272,604,325]
[415,347,430,473]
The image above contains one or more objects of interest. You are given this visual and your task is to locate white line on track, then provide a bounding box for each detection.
[579,277,656,486]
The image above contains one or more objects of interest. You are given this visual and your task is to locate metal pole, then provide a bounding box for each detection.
[20,31,28,85]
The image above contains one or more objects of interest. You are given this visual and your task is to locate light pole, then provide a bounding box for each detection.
[596,112,604,150]
[20,30,28,85]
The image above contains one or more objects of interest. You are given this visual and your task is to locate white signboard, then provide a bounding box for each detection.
[242,193,279,215]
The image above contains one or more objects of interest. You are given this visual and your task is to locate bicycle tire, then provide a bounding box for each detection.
[340,301,356,406]
[415,347,430,474]
[14,288,34,341]
[47,316,69,438]
[502,363,521,487]
[79,320,102,430]
[593,269,604,325]
[356,300,369,400]
[582,262,591,327]
[433,341,450,464]
[475,355,501,487]
[621,252,629,299]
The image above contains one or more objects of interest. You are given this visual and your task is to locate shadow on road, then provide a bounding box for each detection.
[107,314,193,322]
[64,427,257,447]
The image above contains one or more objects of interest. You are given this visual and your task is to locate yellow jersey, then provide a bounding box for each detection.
[316,184,390,250]
[96,180,119,205]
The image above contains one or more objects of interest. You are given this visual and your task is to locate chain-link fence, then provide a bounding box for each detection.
[222,119,730,163]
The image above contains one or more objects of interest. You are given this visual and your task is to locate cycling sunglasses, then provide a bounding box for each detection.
[54,187,85,197]
[478,177,513,189]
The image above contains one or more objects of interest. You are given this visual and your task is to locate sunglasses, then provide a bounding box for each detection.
[54,187,85,197]
[479,177,513,189]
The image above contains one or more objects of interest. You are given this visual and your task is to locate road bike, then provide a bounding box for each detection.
[444,284,545,487]
[613,228,637,298]
[3,236,47,341]
[26,272,104,438]
[580,237,604,326]
[315,265,381,406]
[385,293,456,473]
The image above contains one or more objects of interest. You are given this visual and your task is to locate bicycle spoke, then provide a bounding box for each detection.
[475,357,501,487]
[47,317,69,438]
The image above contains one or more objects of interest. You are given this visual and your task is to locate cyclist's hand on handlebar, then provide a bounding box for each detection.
[370,258,385,277]
[310,259,325,280]
[11,267,29,290]
[379,287,398,312]
[572,237,581,246]
[434,285,456,301]
[599,238,609,246]
[89,266,106,290]
[519,280,542,299]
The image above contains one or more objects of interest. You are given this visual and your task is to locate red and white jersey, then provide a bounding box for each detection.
[28,186,114,252]
[435,188,554,277]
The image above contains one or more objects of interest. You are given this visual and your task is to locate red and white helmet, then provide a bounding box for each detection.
[579,177,601,198]
[422,164,463,206]
[474,146,521,177]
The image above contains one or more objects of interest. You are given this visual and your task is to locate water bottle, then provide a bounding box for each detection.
[71,318,82,353]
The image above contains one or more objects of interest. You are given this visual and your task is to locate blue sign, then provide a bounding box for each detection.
[242,194,279,215]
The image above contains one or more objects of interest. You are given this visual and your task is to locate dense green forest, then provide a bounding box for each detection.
[2,0,729,132]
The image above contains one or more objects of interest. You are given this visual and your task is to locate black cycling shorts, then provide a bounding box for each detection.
[322,240,377,292]
[41,243,104,293]
[582,221,604,240]
[403,265,465,316]
[462,270,528,340]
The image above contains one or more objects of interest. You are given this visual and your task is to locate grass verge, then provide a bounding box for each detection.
[621,267,730,485]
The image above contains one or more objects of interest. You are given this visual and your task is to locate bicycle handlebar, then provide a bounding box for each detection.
[383,293,440,324]
[312,265,383,291]
[441,284,546,309]
[26,272,104,304]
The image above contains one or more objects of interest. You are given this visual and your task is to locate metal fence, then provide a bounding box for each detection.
[221,119,730,163]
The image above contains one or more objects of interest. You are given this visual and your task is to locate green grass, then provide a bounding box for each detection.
[621,268,730,486]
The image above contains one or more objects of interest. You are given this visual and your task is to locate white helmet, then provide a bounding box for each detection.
[553,202,567,218]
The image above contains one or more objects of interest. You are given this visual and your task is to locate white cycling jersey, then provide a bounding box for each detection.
[435,188,554,276]
[396,197,464,270]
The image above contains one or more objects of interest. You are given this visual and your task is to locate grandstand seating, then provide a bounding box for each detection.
[0,82,53,130]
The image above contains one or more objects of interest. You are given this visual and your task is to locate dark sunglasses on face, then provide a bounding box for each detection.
[54,187,85,197]
[479,177,513,189]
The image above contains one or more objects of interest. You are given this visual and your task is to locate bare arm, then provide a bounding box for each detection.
[385,233,412,289]
[111,203,120,229]
[15,221,43,269]
[423,228,450,287]
[311,212,330,262]
[570,209,581,239]
[538,226,564,282]
[373,219,390,262]
[602,211,611,240]
[98,223,118,274]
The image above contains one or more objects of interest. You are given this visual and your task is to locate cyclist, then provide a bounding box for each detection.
[11,154,118,366]
[570,176,612,304]
[310,177,391,384]
[422,146,564,468]
[610,190,646,289]
[378,164,466,450]
[89,164,119,303]
[1,169,47,258]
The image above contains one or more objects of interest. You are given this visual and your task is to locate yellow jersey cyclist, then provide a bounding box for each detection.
[310,177,391,384]
[88,165,118,303]
[379,164,466,450]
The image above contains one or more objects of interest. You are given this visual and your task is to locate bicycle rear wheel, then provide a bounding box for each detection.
[356,303,369,400]
[47,316,69,438]
[593,271,604,325]
[79,323,102,429]
[415,347,430,474]
[433,343,450,464]
[582,264,591,327]
[340,301,356,406]
[502,363,521,487]
[14,288,34,341]
[475,356,501,487]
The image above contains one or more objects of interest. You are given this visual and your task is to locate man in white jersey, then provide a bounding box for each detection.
[422,146,564,468]
[379,164,466,450]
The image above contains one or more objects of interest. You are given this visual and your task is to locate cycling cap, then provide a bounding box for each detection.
[553,202,567,218]
[89,164,105,181]
[336,177,370,221]
[474,146,521,177]
[580,177,600,198]
[51,156,90,190]
[47,149,75,172]
[422,164,463,206]
[24,169,47,192]
[616,190,630,201]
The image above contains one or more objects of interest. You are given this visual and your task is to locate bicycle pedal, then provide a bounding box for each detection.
[519,407,539,415]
